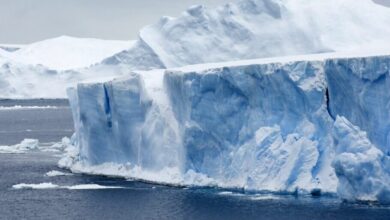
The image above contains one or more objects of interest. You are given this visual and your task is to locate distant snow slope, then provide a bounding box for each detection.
[0,48,9,58]
[134,0,390,67]
[6,36,134,70]
[0,44,24,52]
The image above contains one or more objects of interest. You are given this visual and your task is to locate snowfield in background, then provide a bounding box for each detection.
[1,36,133,70]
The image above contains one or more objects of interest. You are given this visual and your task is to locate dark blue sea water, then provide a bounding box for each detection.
[0,99,389,220]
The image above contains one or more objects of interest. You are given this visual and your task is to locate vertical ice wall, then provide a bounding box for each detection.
[67,73,184,172]
[67,54,390,201]
[326,56,390,152]
[164,61,336,191]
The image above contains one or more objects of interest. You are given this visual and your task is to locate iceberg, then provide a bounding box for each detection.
[65,52,390,202]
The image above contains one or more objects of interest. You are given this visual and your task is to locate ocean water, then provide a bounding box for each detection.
[0,99,389,220]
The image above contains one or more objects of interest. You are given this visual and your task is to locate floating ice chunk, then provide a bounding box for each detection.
[67,184,123,190]
[0,105,61,111]
[45,170,73,177]
[12,182,123,190]
[0,139,39,154]
[333,116,390,203]
[12,182,59,190]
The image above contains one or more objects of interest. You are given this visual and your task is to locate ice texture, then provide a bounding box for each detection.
[3,36,133,70]
[66,53,390,202]
[333,116,390,203]
[326,56,390,153]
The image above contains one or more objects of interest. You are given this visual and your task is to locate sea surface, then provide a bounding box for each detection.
[0,99,389,220]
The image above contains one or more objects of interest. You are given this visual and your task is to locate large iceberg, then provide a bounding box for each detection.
[65,52,390,202]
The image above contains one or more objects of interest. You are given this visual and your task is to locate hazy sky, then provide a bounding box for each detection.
[1,0,389,44]
[0,0,229,44]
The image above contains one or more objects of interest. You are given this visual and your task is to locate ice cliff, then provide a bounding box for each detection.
[65,52,390,203]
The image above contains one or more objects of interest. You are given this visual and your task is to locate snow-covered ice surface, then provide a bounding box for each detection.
[138,0,390,67]
[0,37,134,98]
[65,52,390,203]
[0,44,24,52]
[2,36,133,70]
[2,0,390,98]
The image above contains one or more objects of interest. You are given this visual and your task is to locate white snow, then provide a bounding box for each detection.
[139,0,390,67]
[4,36,134,70]
[0,44,24,52]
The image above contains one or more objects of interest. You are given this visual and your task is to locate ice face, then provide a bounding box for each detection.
[66,53,390,202]
[164,62,334,192]
[333,116,390,203]
[326,56,390,152]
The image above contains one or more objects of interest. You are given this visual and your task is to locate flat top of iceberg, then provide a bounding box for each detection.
[78,49,390,86]
[171,50,390,74]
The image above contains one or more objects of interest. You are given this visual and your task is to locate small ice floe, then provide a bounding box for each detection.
[12,182,123,190]
[45,170,73,177]
[0,105,61,111]
[39,137,71,153]
[218,191,234,195]
[0,137,73,154]
[67,184,123,190]
[12,182,59,190]
[217,191,245,197]
[249,194,281,201]
[0,139,39,154]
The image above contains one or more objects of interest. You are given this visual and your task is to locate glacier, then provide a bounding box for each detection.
[1,0,390,98]
[65,52,390,203]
